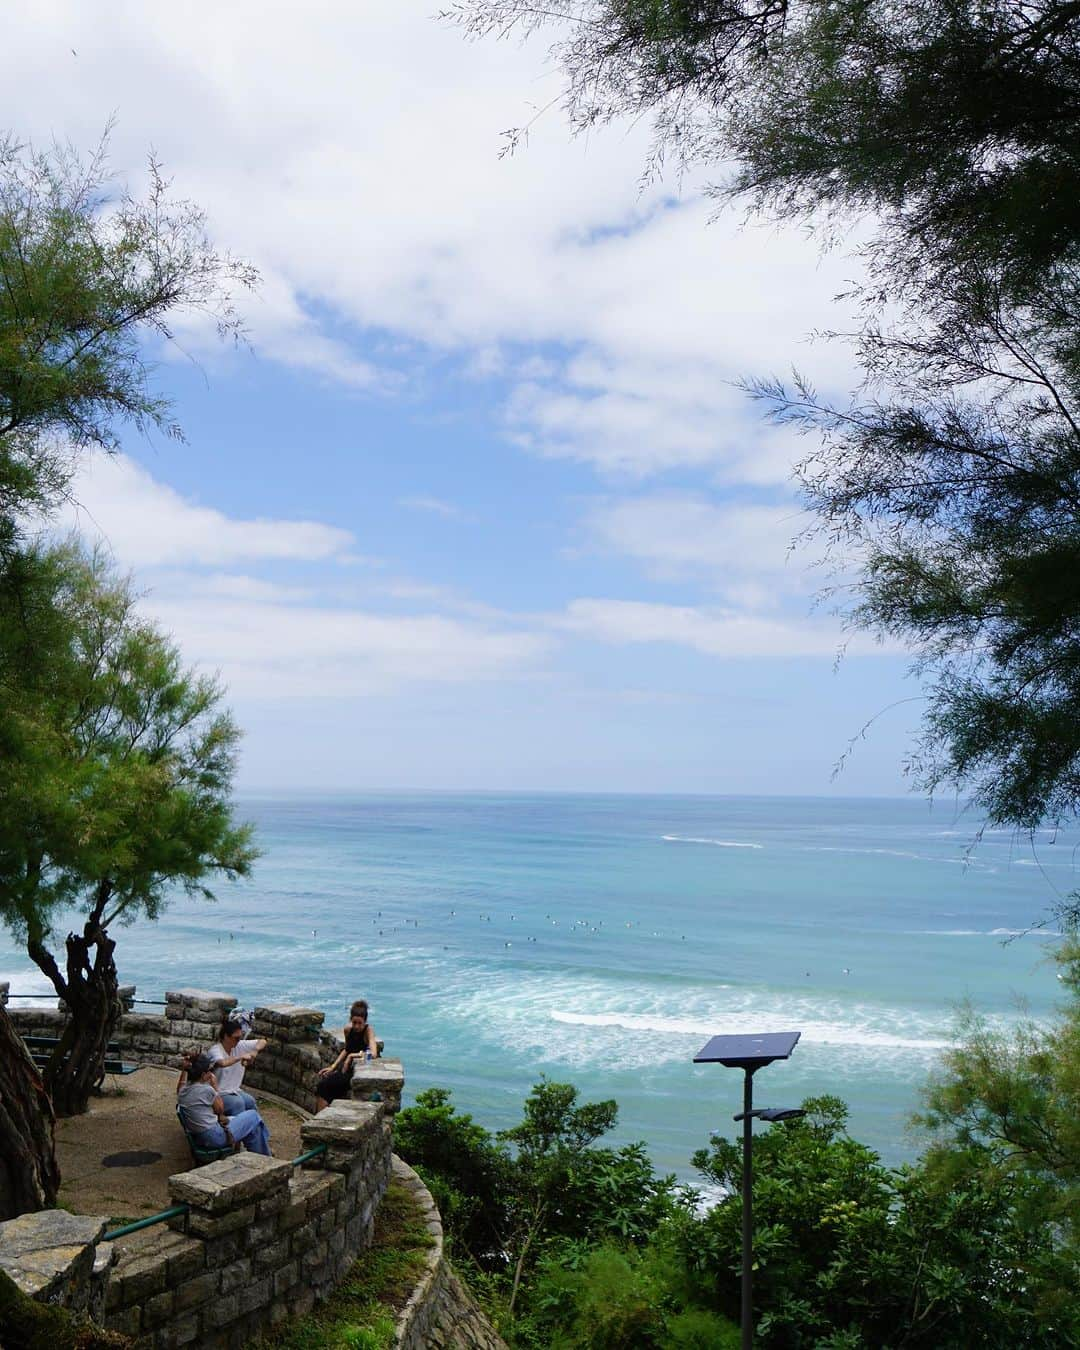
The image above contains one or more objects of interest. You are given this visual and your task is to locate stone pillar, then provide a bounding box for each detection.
[166,1152,295,1338]
[0,981,8,1006]
[299,1099,392,1276]
[164,988,237,1052]
[350,1056,404,1116]
[116,985,136,1014]
[0,1211,112,1314]
[247,1005,327,1114]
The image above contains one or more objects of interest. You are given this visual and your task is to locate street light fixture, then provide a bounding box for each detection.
[694,1031,802,1350]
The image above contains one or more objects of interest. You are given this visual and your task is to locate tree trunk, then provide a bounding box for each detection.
[0,1005,59,1219]
[29,908,122,1118]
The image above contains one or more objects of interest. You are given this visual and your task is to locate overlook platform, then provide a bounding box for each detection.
[55,1066,306,1224]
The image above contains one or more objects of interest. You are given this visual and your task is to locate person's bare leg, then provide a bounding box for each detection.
[316,1097,329,1112]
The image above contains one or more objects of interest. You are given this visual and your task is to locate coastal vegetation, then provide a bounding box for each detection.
[0,134,256,1210]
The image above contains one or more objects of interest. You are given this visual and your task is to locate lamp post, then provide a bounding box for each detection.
[694,1031,802,1350]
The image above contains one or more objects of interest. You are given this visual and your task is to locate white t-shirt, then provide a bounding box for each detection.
[207,1039,260,1094]
[178,1081,220,1134]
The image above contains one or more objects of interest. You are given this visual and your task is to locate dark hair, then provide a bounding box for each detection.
[189,1053,216,1080]
[349,1000,368,1021]
[219,1012,244,1040]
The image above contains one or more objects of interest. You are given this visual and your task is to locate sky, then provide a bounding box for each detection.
[3,1,923,795]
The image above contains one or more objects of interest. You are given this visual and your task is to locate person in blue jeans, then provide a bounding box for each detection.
[177,1053,272,1156]
[206,1012,268,1116]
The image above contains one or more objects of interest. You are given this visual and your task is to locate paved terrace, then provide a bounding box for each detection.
[55,1065,305,1225]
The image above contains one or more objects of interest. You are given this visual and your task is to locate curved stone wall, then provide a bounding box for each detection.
[0,1100,391,1350]
[391,1157,507,1350]
[4,983,503,1348]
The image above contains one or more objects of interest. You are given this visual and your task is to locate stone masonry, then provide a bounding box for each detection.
[101,1099,390,1349]
[3,984,504,1348]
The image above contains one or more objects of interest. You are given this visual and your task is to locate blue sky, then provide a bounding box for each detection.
[7,2,921,794]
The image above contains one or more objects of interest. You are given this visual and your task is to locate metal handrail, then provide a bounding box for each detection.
[100,1143,329,1241]
[103,1205,189,1241]
[4,993,167,1006]
[291,1144,327,1167]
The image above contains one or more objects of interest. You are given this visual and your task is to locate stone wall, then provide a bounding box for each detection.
[7,987,403,1118]
[2,982,509,1348]
[1,1099,390,1350]
[391,1158,507,1350]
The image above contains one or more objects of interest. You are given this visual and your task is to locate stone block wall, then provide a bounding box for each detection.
[6,988,360,1117]
[0,1211,115,1326]
[100,1099,390,1349]
[391,1158,507,1350]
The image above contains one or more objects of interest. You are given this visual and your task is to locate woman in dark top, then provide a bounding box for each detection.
[316,999,378,1110]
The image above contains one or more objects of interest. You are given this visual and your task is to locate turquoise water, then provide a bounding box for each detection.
[2,793,1073,1178]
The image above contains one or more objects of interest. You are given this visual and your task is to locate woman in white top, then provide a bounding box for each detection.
[207,1013,268,1116]
[176,1054,271,1155]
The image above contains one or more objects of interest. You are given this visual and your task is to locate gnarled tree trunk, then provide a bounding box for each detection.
[28,883,123,1118]
[0,1005,59,1219]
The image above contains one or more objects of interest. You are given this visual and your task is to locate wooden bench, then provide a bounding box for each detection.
[23,1034,137,1076]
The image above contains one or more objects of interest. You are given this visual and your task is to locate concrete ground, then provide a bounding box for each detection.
[55,1066,306,1224]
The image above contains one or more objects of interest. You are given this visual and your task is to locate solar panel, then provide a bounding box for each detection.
[693,1030,801,1068]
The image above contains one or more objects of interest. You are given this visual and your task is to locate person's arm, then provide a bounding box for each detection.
[319,1045,347,1078]
[211,1092,236,1144]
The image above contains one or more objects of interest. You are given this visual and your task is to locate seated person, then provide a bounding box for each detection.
[177,1053,272,1156]
[207,1012,268,1116]
[316,999,378,1111]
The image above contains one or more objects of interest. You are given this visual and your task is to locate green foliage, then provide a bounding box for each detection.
[915,936,1080,1324]
[0,541,256,941]
[0,131,256,519]
[0,541,255,1109]
[679,1092,1078,1347]
[392,1086,511,1265]
[395,1078,682,1324]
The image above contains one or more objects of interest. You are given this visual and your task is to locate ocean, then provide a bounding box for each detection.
[2,792,1072,1179]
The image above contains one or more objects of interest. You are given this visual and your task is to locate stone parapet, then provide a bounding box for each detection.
[391,1157,506,1350]
[350,1056,404,1116]
[100,1100,392,1348]
[0,1210,113,1321]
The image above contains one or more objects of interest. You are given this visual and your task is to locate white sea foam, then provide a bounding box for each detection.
[662,835,763,849]
[549,1008,953,1052]
[911,927,1061,938]
[0,967,57,1007]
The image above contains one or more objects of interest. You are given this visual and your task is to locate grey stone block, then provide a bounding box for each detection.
[173,1269,221,1313]
[186,1205,256,1239]
[0,1209,108,1302]
[168,1153,293,1213]
[272,1262,298,1297]
[239,1275,272,1315]
[142,1288,175,1330]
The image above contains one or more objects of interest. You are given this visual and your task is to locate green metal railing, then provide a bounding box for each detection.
[103,1205,189,1241]
[100,1143,329,1242]
[6,991,167,1006]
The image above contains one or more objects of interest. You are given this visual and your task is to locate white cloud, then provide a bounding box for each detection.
[52,456,554,699]
[556,598,875,659]
[583,494,822,603]
[146,583,553,700]
[0,1,862,486]
[58,454,356,568]
[399,496,463,519]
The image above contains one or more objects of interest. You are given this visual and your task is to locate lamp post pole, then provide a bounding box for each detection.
[693,1030,803,1350]
[741,1067,755,1350]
